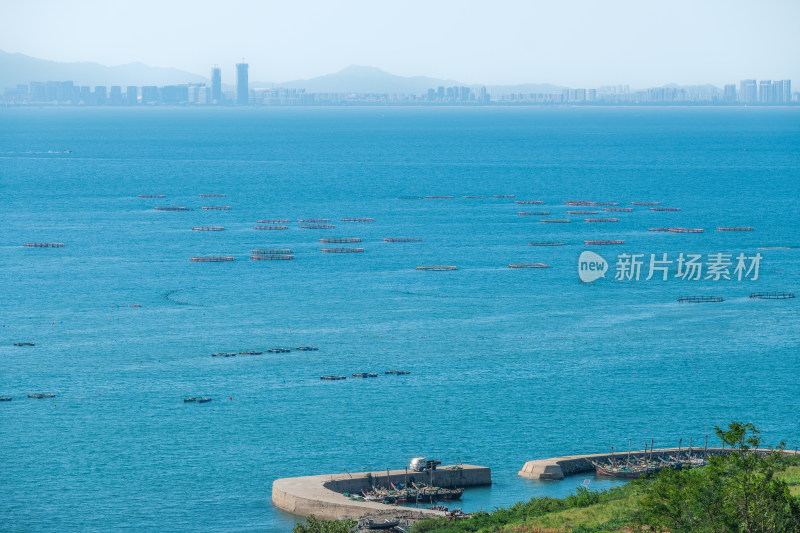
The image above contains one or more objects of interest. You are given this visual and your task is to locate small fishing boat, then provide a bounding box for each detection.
[13,342,35,346]
[183,397,212,403]
[366,519,400,530]
[0,396,13,401]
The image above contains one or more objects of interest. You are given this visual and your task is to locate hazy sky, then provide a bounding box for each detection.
[2,0,798,88]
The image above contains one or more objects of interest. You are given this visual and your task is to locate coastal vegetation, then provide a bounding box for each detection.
[410,423,800,533]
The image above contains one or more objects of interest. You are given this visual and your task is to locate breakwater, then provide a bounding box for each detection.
[518,447,770,480]
[272,465,491,520]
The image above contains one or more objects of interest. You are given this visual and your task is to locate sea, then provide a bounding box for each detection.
[1,106,798,532]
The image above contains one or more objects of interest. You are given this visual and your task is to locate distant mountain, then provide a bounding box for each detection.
[0,50,209,89]
[270,65,462,94]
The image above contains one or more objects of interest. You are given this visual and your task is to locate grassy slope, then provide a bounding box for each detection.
[413,457,800,533]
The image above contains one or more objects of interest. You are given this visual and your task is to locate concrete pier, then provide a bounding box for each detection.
[519,447,734,480]
[272,465,491,521]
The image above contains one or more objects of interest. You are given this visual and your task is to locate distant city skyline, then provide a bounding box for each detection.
[2,0,799,88]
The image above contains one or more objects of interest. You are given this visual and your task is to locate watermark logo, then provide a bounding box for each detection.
[578,250,763,283]
[578,251,608,282]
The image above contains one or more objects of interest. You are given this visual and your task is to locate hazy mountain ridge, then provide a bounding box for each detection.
[0,50,208,88]
[1,50,725,96]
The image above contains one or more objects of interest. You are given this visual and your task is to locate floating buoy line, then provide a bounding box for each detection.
[416,265,457,271]
[585,240,624,245]
[677,296,724,303]
[509,263,550,269]
[190,256,234,262]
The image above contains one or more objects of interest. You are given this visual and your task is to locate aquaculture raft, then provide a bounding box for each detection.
[199,194,226,197]
[717,227,754,232]
[322,248,364,253]
[493,194,516,198]
[24,243,64,247]
[254,225,288,230]
[320,375,346,380]
[202,206,231,210]
[631,202,660,206]
[398,196,423,200]
[585,218,619,223]
[650,207,681,211]
[509,263,550,268]
[750,292,795,299]
[667,228,704,233]
[352,372,378,378]
[541,219,571,223]
[385,370,410,375]
[301,224,335,229]
[155,206,190,211]
[258,219,291,223]
[251,255,293,260]
[28,393,56,399]
[677,296,724,303]
[515,200,543,204]
[584,240,624,245]
[298,218,329,223]
[462,195,486,199]
[252,249,293,255]
[137,194,165,198]
[383,238,424,242]
[190,256,234,262]
[192,226,224,231]
[528,241,565,246]
[184,397,212,403]
[519,211,550,216]
[425,195,454,199]
[567,210,599,215]
[416,265,457,271]
[340,218,374,222]
[320,238,361,243]
[14,342,35,346]
[604,208,634,212]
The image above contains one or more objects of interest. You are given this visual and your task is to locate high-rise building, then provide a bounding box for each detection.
[739,80,757,103]
[110,86,123,105]
[211,67,222,104]
[94,86,107,105]
[236,62,249,105]
[780,80,791,103]
[126,86,138,105]
[724,84,737,103]
[758,80,772,104]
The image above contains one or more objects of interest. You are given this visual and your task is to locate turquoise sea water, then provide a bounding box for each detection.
[1,107,799,531]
